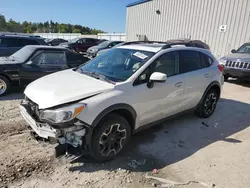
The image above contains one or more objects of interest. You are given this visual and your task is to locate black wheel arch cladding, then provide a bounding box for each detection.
[91,103,137,132]
[200,81,221,104]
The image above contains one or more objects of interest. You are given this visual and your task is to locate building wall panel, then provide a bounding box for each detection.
[126,0,250,57]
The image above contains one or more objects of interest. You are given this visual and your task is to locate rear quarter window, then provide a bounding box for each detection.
[200,52,213,68]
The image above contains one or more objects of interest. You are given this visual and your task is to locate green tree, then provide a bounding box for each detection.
[0,14,104,34]
[0,14,7,31]
[72,28,81,33]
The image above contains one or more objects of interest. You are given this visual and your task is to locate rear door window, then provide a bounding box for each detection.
[179,50,202,73]
[20,39,39,46]
[0,37,22,47]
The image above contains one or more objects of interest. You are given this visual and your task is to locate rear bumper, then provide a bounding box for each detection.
[224,68,250,78]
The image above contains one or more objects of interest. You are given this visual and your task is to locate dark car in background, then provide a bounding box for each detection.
[46,38,68,46]
[0,33,47,57]
[220,42,250,81]
[0,45,90,96]
[87,40,123,57]
[59,37,100,53]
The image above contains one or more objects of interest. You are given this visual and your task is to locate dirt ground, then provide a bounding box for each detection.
[0,80,250,188]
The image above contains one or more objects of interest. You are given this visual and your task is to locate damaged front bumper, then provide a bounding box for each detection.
[20,100,93,153]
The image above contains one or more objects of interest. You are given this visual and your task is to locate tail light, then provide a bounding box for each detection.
[218,64,224,72]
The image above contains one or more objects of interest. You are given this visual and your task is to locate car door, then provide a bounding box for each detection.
[178,50,213,111]
[75,38,94,52]
[19,50,68,85]
[132,51,185,127]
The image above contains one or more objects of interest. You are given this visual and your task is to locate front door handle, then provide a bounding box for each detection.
[175,82,183,87]
[204,73,211,78]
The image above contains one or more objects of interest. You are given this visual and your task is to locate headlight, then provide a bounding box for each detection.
[40,103,86,124]
[219,58,227,65]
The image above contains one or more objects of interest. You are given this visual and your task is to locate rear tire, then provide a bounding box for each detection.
[0,75,10,97]
[195,89,219,118]
[90,113,131,162]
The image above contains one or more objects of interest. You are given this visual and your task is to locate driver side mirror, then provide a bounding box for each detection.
[147,72,167,88]
[231,49,237,53]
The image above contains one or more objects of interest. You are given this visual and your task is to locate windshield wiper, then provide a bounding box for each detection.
[80,69,115,84]
[93,72,115,84]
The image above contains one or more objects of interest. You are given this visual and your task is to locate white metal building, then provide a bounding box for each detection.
[126,0,250,57]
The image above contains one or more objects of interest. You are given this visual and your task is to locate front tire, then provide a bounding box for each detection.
[91,113,131,161]
[195,89,219,118]
[0,75,10,97]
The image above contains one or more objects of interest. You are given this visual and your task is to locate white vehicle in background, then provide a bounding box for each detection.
[20,41,224,161]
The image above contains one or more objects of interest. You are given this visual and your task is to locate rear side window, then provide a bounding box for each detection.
[0,37,21,47]
[179,50,202,73]
[200,53,213,68]
[20,39,39,46]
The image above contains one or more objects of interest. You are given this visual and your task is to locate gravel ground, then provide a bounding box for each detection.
[0,80,250,188]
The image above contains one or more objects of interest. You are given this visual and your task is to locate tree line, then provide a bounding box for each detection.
[0,14,104,34]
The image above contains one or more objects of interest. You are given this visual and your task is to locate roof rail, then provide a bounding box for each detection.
[161,40,210,50]
[0,32,41,38]
[121,40,210,50]
[122,41,167,45]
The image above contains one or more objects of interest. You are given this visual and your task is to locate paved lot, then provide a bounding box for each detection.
[0,80,250,188]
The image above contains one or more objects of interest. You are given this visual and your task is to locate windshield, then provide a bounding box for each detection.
[77,48,155,82]
[237,43,250,53]
[98,41,110,48]
[10,46,35,61]
[68,37,80,43]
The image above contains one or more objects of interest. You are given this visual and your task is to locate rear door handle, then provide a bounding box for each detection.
[175,82,183,87]
[204,73,211,78]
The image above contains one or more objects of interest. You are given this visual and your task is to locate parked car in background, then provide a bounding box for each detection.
[219,42,250,81]
[20,41,223,161]
[0,33,47,57]
[59,38,100,53]
[96,42,126,56]
[87,41,123,57]
[0,45,90,96]
[46,38,68,46]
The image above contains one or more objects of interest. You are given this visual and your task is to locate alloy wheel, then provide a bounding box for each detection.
[204,93,217,115]
[99,123,127,156]
[0,79,7,95]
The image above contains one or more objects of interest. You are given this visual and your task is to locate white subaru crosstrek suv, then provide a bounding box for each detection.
[20,41,224,161]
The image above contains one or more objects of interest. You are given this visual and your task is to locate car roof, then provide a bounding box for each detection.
[24,45,67,50]
[0,35,43,40]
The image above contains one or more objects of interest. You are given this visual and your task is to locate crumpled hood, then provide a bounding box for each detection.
[223,53,250,61]
[0,57,21,64]
[24,69,114,109]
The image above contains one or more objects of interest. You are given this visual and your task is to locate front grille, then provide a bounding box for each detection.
[225,60,250,69]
